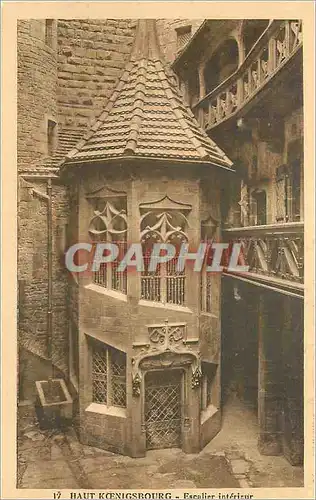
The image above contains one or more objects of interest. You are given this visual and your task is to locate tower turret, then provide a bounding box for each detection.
[62,19,233,457]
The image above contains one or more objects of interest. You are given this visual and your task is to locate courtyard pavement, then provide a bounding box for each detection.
[18,397,304,490]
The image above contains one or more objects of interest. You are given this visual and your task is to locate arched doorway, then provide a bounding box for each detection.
[144,369,183,450]
[204,38,239,94]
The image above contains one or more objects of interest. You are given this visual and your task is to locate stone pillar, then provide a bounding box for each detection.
[182,367,201,454]
[258,291,283,455]
[128,176,146,457]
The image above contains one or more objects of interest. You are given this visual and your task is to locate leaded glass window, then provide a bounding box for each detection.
[92,341,108,404]
[91,339,126,408]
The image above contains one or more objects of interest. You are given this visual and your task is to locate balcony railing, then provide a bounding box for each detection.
[223,222,304,290]
[194,20,303,130]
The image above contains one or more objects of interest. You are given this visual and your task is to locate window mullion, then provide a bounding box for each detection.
[108,235,112,290]
[107,348,111,406]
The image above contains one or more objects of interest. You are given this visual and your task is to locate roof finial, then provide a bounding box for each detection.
[131,19,161,61]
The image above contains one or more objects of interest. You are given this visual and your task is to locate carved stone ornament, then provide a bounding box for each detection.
[85,184,127,200]
[140,210,189,244]
[132,373,141,397]
[192,365,203,388]
[139,195,192,212]
[131,320,201,396]
[88,201,127,239]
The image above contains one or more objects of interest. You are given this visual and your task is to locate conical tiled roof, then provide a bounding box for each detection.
[62,19,233,170]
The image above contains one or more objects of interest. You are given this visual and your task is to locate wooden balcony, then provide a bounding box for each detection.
[194,20,303,130]
[223,222,304,296]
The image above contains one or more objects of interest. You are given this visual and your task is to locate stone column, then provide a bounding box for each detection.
[257,291,283,455]
[127,176,146,457]
[182,367,201,454]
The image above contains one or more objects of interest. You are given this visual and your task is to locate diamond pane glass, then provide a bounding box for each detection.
[92,342,107,404]
[145,371,181,449]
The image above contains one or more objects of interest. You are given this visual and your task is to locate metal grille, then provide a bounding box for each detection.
[166,258,185,305]
[141,253,161,301]
[94,262,108,287]
[110,348,126,408]
[92,342,107,404]
[93,239,127,293]
[145,371,181,450]
[112,263,127,293]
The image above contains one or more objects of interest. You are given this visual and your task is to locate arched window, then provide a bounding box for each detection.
[242,20,269,57]
[204,39,239,94]
[88,196,128,293]
[140,210,188,306]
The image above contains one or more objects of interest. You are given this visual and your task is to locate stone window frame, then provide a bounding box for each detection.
[176,24,192,52]
[44,19,57,49]
[44,115,58,157]
[90,338,127,409]
[140,208,189,307]
[200,362,217,412]
[87,193,128,295]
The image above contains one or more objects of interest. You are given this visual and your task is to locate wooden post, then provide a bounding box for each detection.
[268,37,277,74]
[237,77,244,107]
[257,292,283,456]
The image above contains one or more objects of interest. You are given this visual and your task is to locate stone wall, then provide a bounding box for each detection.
[57,19,136,131]
[80,407,128,455]
[156,19,203,63]
[18,178,70,392]
[17,18,138,400]
[17,20,58,169]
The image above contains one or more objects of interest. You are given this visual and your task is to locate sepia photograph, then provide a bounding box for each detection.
[1,2,315,499]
